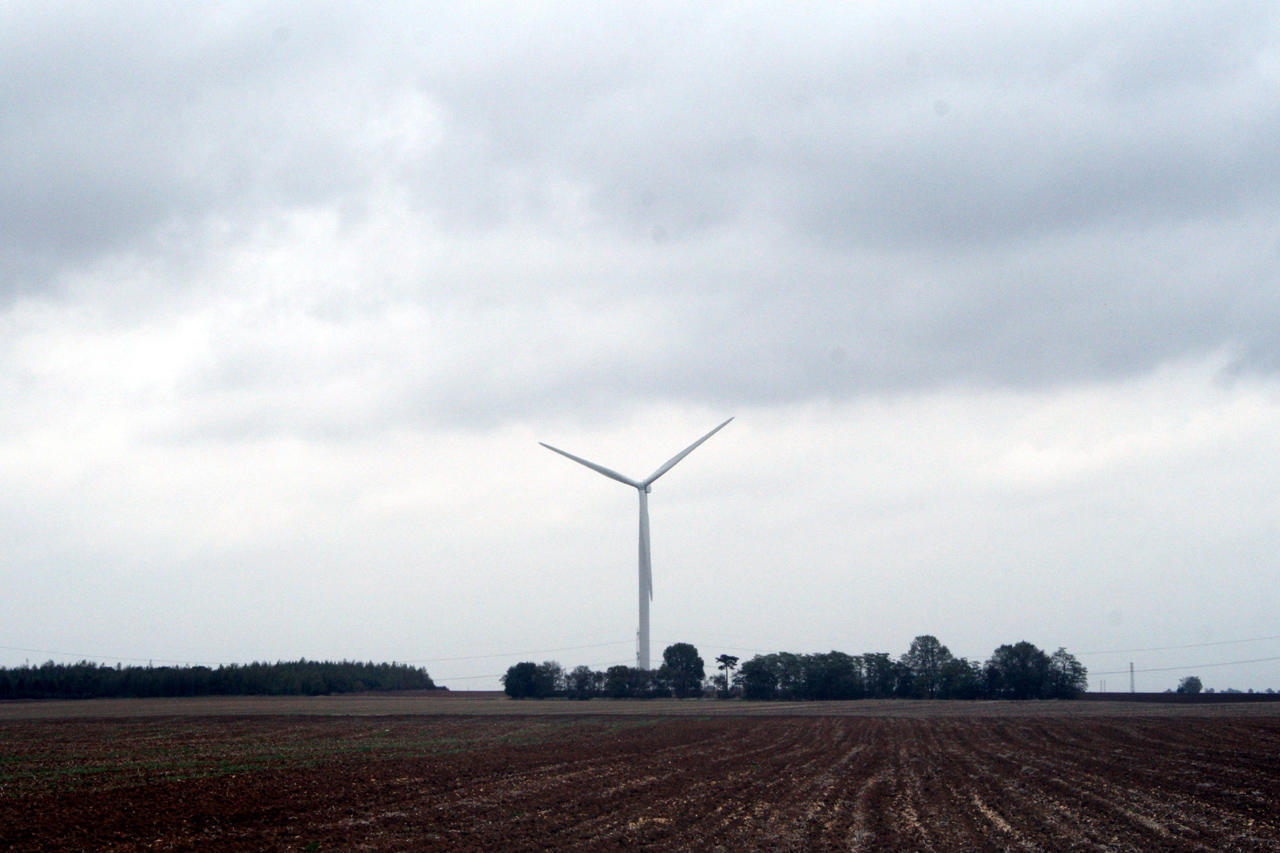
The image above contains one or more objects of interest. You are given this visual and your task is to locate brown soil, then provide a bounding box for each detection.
[2,701,1279,851]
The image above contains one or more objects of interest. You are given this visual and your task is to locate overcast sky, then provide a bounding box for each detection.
[3,2,1279,692]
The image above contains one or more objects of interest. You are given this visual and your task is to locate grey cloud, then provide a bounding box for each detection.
[5,1,1280,420]
[0,3,384,296]
[9,2,1277,267]
[134,205,1279,441]
[400,2,1280,249]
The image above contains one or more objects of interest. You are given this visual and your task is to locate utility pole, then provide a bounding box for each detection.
[1130,662,1135,693]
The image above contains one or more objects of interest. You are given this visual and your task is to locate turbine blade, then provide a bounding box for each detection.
[642,417,733,487]
[540,442,643,489]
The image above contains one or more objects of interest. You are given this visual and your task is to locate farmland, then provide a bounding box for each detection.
[2,695,1279,851]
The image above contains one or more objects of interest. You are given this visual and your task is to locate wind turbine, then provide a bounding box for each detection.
[541,418,733,670]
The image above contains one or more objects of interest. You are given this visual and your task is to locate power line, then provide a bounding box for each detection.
[653,641,780,655]
[406,641,633,663]
[1092,655,1280,676]
[1078,634,1280,656]
[436,659,633,684]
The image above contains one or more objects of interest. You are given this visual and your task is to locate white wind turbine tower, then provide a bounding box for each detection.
[541,418,733,670]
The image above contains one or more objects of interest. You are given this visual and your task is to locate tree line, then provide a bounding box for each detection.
[0,659,437,700]
[1173,675,1275,696]
[503,636,1088,701]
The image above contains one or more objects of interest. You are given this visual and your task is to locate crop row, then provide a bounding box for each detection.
[2,714,1279,850]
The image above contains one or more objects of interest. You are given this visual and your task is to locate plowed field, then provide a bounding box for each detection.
[2,704,1279,851]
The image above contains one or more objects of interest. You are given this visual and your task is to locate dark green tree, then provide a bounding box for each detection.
[603,665,666,698]
[0,659,435,700]
[501,661,559,698]
[861,652,897,698]
[801,651,863,699]
[901,635,955,698]
[501,662,541,698]
[739,655,779,699]
[771,652,808,699]
[1177,675,1203,695]
[714,654,740,697]
[937,657,983,699]
[661,643,705,698]
[984,641,1051,699]
[603,665,635,698]
[567,665,603,699]
[1045,648,1089,698]
[538,660,566,695]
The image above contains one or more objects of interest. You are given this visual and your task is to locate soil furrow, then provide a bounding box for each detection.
[4,709,1280,851]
